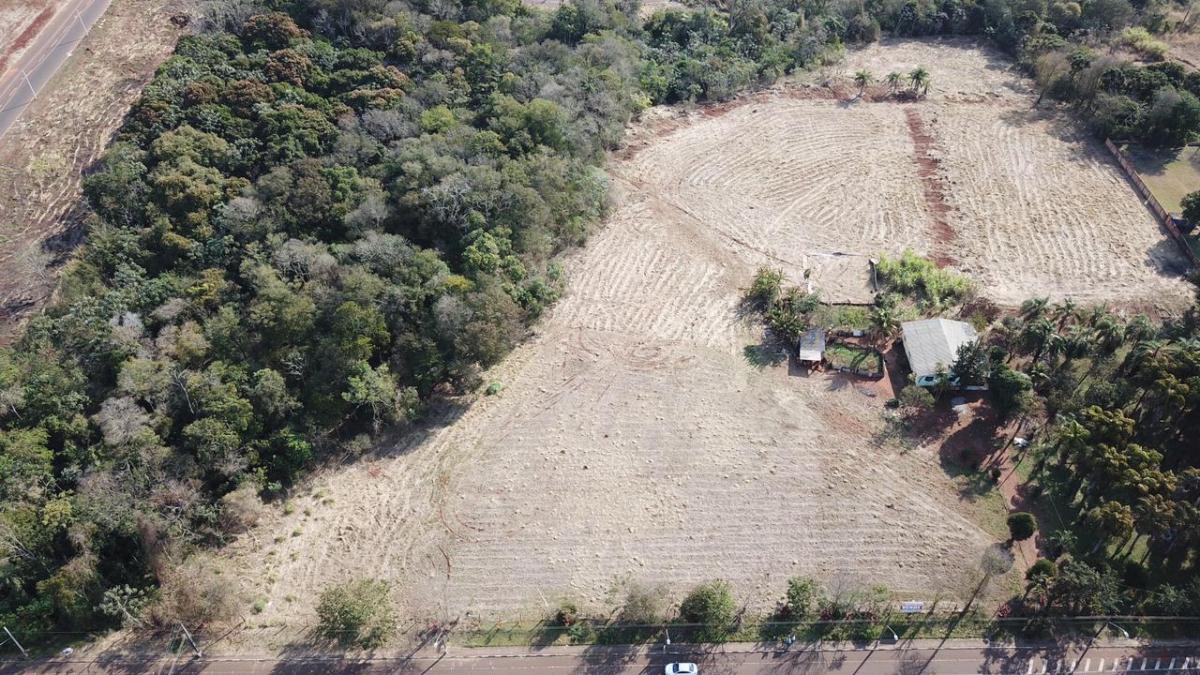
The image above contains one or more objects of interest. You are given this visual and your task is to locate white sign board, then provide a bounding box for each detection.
[900,601,925,614]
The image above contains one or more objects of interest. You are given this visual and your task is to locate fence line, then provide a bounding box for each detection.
[1104,138,1199,268]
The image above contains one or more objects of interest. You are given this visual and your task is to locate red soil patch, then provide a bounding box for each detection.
[903,107,958,267]
[0,6,56,77]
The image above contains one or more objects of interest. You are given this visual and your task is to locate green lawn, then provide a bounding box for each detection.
[1119,143,1200,214]
[811,304,873,332]
[824,343,884,376]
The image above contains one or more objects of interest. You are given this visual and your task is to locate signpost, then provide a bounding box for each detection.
[900,601,925,614]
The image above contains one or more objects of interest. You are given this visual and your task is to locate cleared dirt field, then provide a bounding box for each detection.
[224,38,1195,635]
[227,197,996,627]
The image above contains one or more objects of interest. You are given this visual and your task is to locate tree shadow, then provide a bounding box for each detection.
[578,641,652,675]
[937,411,1004,499]
[744,343,789,370]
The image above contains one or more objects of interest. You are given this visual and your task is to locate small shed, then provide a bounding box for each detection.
[798,328,826,363]
[901,318,978,387]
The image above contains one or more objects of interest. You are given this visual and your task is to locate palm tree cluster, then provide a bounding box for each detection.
[853,67,930,100]
[990,297,1200,615]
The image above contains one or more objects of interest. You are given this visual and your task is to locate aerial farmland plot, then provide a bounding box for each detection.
[226,39,1193,632]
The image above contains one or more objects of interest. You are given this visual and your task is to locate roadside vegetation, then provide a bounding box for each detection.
[2,0,1200,649]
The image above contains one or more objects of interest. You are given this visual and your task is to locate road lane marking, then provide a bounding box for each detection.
[1156,659,1162,670]
[1027,661,1034,674]
[1084,659,1091,672]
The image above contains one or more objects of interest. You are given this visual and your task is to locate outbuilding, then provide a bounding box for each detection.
[798,327,826,365]
[900,318,978,387]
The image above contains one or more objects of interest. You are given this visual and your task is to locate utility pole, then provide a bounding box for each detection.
[178,622,201,658]
[2,626,29,659]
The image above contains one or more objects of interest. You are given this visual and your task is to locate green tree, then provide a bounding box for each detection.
[1181,190,1200,225]
[780,576,821,619]
[1007,512,1037,542]
[908,67,931,96]
[951,340,990,388]
[1083,501,1134,554]
[679,580,736,643]
[989,364,1033,419]
[886,71,903,94]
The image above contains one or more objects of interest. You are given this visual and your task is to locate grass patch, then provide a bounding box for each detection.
[812,304,873,332]
[825,343,884,376]
[1119,142,1200,214]
[450,614,1200,647]
[957,483,1011,542]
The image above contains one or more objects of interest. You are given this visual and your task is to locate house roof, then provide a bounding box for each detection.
[798,328,826,361]
[901,318,978,379]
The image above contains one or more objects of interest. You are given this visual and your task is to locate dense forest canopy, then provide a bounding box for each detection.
[1,0,1199,639]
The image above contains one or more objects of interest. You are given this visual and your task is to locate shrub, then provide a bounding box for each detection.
[567,620,596,643]
[1119,27,1168,61]
[1007,512,1037,542]
[1026,558,1056,581]
[746,266,785,309]
[874,249,973,309]
[779,576,821,619]
[316,578,396,648]
[553,600,579,626]
[679,580,736,643]
[897,384,935,416]
[1181,190,1200,225]
[617,581,668,624]
[153,562,238,628]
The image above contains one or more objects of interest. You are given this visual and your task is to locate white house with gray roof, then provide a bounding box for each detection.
[901,318,979,387]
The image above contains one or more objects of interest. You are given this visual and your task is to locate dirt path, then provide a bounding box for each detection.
[903,107,958,267]
[992,433,1039,572]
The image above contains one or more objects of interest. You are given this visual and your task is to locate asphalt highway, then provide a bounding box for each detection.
[0,0,115,139]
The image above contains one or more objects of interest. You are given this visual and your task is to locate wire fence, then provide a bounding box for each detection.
[4,615,1200,658]
[1104,138,1200,268]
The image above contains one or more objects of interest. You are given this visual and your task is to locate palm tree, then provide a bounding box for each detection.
[885,71,903,95]
[1019,296,1050,321]
[870,304,899,343]
[1092,314,1125,357]
[908,66,931,97]
[1023,317,1057,363]
[1051,299,1077,329]
[853,69,872,98]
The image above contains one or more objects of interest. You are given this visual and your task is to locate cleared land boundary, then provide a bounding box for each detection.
[1105,138,1200,268]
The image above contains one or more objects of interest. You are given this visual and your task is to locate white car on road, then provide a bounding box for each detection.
[665,663,698,675]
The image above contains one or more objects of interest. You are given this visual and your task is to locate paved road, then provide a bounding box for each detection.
[4,644,1199,674]
[0,0,115,140]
